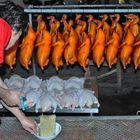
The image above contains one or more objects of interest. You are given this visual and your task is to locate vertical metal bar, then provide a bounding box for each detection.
[29,13,36,75]
[117,61,122,93]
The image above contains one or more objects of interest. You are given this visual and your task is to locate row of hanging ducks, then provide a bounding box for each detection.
[5,13,140,71]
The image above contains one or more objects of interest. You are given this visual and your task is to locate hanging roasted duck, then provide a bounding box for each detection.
[132,41,140,70]
[77,32,91,70]
[19,25,36,70]
[86,15,96,46]
[120,14,139,69]
[100,14,111,44]
[124,14,139,38]
[110,14,123,42]
[36,29,51,70]
[61,14,69,42]
[106,31,120,69]
[75,14,87,45]
[47,16,60,45]
[52,32,65,71]
[64,27,79,65]
[92,20,106,68]
[120,29,135,69]
[5,39,19,69]
[36,15,46,44]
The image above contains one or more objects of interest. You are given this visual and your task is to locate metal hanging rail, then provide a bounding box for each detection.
[28,4,134,8]
[24,4,140,13]
[24,8,140,13]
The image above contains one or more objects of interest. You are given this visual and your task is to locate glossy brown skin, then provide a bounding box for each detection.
[75,14,87,45]
[110,14,123,42]
[77,32,91,70]
[106,31,120,69]
[19,25,36,70]
[132,45,140,70]
[100,14,111,44]
[52,32,65,71]
[132,35,140,70]
[120,29,135,69]
[5,39,19,69]
[92,20,105,68]
[47,16,58,44]
[36,30,51,70]
[61,14,69,42]
[36,15,46,44]
[125,14,139,37]
[64,27,79,65]
[86,15,96,46]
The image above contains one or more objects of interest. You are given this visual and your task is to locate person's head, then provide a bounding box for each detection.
[0,0,28,50]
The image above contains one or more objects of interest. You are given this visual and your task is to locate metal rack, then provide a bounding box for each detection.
[22,4,140,114]
[24,4,138,93]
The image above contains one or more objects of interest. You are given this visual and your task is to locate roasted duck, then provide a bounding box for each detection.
[124,14,139,37]
[5,39,19,69]
[47,16,60,44]
[36,29,51,70]
[86,15,96,46]
[61,14,69,42]
[52,32,65,71]
[110,14,123,42]
[92,20,105,68]
[19,25,36,70]
[64,27,79,65]
[106,31,120,69]
[120,29,135,69]
[77,32,91,70]
[36,15,46,44]
[100,14,111,44]
[75,14,87,44]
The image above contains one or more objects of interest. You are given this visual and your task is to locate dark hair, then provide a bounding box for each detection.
[0,1,28,33]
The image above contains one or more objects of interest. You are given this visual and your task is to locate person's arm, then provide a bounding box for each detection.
[1,100,37,133]
[0,86,24,108]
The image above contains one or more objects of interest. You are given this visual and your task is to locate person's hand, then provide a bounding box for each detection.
[2,89,25,108]
[21,117,37,134]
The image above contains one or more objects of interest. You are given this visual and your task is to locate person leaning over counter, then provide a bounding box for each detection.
[0,0,37,134]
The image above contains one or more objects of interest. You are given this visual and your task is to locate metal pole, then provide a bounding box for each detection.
[28,4,134,8]
[24,8,140,13]
[28,13,36,75]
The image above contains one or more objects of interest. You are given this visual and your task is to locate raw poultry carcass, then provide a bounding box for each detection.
[52,32,65,71]
[86,15,96,46]
[47,76,64,91]
[36,15,47,44]
[36,29,51,70]
[19,25,36,70]
[24,88,42,108]
[75,14,87,44]
[77,89,99,109]
[100,14,111,44]
[4,74,25,90]
[35,93,62,113]
[47,16,60,44]
[92,20,106,68]
[77,32,91,70]
[110,14,123,42]
[5,39,19,69]
[61,88,79,110]
[106,31,120,69]
[23,75,42,91]
[64,76,85,89]
[120,29,135,69]
[64,27,79,65]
